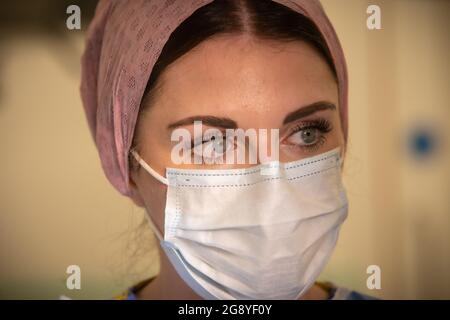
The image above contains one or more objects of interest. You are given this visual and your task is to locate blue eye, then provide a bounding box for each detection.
[203,136,232,155]
[285,118,332,151]
[191,135,235,163]
[289,128,320,145]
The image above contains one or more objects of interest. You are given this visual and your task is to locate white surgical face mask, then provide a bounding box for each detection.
[131,147,348,300]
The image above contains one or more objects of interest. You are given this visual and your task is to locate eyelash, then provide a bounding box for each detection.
[188,118,333,154]
[190,132,224,149]
[286,118,333,152]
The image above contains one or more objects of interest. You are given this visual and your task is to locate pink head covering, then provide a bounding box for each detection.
[80,0,348,197]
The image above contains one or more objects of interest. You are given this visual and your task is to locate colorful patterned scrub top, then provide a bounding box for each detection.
[113,279,378,300]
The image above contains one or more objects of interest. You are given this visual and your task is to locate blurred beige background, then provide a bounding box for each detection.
[0,0,449,299]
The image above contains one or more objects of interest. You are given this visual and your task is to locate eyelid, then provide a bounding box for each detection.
[280,117,331,141]
[189,119,332,148]
[190,130,227,148]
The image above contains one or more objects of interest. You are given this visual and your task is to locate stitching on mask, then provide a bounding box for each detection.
[174,165,337,188]
[167,153,337,178]
[285,154,337,170]
[169,181,181,237]
[175,182,182,230]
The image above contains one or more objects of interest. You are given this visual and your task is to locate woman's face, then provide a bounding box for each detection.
[129,35,344,233]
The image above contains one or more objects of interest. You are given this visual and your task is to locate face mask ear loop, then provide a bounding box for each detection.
[143,210,164,241]
[130,149,169,185]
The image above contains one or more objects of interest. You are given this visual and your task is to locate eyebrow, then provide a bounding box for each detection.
[167,115,238,130]
[167,101,336,130]
[282,101,336,125]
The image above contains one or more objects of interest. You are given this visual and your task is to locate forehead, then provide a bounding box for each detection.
[153,35,338,126]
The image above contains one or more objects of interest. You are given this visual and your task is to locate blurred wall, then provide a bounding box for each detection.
[319,0,450,299]
[0,0,448,299]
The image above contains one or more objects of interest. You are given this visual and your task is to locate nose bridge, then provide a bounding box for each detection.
[255,127,280,165]
[232,127,278,166]
[237,110,282,165]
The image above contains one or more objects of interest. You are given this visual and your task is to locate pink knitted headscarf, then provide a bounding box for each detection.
[80,0,348,197]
